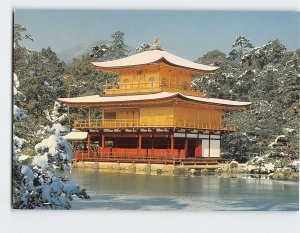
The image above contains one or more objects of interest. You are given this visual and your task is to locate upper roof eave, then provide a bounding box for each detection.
[91,49,218,73]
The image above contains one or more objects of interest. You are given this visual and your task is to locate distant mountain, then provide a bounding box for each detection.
[56,40,135,64]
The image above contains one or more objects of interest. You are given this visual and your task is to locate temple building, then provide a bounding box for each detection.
[58,44,251,165]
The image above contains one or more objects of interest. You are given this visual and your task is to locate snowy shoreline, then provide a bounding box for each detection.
[220,159,299,181]
[70,160,299,181]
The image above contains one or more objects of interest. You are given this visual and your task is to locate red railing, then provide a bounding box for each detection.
[72,150,227,165]
[73,148,186,162]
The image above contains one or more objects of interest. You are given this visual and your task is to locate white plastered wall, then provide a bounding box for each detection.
[202,139,221,157]
[210,140,221,157]
[202,139,209,157]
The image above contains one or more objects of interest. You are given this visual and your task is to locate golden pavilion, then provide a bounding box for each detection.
[58,44,251,165]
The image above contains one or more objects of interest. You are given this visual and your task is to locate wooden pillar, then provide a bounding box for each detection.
[87,133,91,158]
[170,134,174,157]
[88,108,91,127]
[115,136,118,148]
[98,136,101,156]
[219,137,222,158]
[151,134,154,158]
[151,135,154,149]
[138,133,142,154]
[208,134,211,158]
[184,107,188,127]
[101,109,104,126]
[101,132,105,156]
[184,137,188,158]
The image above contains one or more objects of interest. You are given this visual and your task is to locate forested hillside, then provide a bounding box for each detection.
[194,37,299,162]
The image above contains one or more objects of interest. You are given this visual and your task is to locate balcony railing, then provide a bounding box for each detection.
[104,81,205,97]
[73,118,235,132]
[72,150,226,164]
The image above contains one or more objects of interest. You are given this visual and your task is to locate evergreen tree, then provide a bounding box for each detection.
[108,31,128,59]
[229,36,254,60]
[241,39,286,69]
[90,44,111,59]
[196,50,227,67]
[13,26,67,118]
[89,31,129,61]
[13,24,33,78]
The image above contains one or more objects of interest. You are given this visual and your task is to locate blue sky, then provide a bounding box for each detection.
[14,10,299,60]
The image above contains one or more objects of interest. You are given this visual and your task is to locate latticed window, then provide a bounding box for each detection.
[161,78,167,87]
[148,77,155,88]
[123,79,130,89]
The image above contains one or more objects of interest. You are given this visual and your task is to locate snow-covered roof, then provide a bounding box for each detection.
[63,131,88,140]
[58,92,251,109]
[91,49,218,72]
[180,95,251,106]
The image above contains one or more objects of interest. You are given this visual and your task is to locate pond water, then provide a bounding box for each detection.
[66,168,299,211]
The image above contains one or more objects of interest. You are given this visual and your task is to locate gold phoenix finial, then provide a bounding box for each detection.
[153,37,160,44]
[149,37,163,50]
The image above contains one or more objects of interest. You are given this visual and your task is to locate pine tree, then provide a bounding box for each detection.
[108,31,128,59]
[13,24,33,78]
[241,39,286,69]
[89,31,129,61]
[90,44,111,59]
[229,36,254,60]
[196,50,227,66]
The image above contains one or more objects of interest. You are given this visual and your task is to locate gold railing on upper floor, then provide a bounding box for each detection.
[73,118,235,132]
[103,81,205,97]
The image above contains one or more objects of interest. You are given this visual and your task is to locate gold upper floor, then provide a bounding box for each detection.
[103,65,205,97]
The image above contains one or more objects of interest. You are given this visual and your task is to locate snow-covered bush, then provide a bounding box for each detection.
[34,125,71,171]
[13,73,89,209]
[45,101,67,123]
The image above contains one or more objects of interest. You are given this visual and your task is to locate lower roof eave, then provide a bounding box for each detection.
[57,92,251,110]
